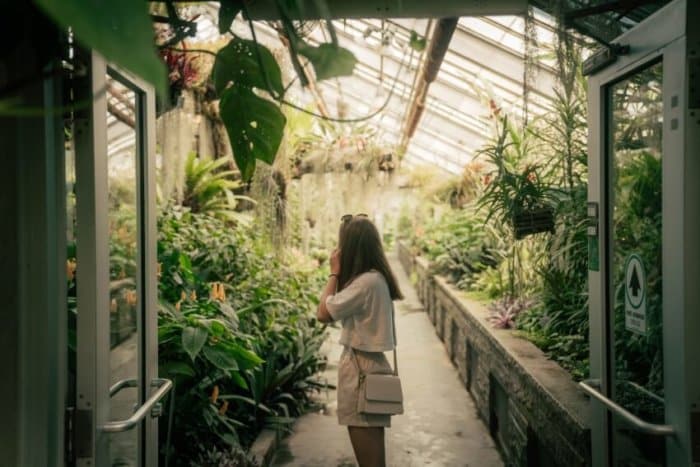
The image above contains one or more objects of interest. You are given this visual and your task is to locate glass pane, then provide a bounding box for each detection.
[66,102,77,434]
[608,61,664,466]
[107,74,141,467]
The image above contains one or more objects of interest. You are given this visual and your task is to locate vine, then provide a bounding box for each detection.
[30,0,425,182]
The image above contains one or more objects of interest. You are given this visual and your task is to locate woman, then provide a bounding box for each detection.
[316,214,403,467]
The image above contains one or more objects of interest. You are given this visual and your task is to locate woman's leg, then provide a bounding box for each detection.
[348,426,386,467]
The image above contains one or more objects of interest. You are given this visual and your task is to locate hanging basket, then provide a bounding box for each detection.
[512,207,555,239]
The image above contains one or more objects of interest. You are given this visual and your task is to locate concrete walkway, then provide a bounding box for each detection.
[271,254,503,467]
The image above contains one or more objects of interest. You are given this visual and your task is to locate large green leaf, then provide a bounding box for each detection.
[202,344,239,370]
[218,0,242,34]
[230,371,249,390]
[219,86,286,181]
[227,344,264,370]
[181,326,208,361]
[297,43,357,81]
[212,37,283,96]
[160,360,195,378]
[34,0,166,97]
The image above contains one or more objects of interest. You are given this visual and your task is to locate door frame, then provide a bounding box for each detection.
[73,50,161,467]
[586,0,699,465]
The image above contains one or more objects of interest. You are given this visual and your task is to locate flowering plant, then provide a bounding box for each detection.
[487,297,535,329]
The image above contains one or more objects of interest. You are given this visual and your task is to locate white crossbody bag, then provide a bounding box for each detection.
[350,303,404,415]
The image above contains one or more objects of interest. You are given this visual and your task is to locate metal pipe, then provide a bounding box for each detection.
[403,17,458,140]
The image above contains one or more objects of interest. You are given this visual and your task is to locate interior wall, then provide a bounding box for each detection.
[290,170,422,255]
[156,89,232,203]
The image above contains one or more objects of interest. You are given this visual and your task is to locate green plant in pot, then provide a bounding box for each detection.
[476,116,556,239]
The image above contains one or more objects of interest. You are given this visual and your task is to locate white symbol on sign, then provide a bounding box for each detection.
[624,254,647,335]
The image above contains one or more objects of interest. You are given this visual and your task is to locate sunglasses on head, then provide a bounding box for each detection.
[341,213,368,222]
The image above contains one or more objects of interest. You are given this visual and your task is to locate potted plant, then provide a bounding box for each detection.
[476,116,556,239]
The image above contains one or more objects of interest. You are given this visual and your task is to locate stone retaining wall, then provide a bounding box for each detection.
[397,241,591,467]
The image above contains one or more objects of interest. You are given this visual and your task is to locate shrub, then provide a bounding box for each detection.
[157,207,326,465]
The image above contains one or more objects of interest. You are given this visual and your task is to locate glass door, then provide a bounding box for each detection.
[606,60,665,467]
[583,1,697,466]
[71,50,169,467]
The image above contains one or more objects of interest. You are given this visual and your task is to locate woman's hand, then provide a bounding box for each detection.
[330,248,341,275]
[318,249,341,323]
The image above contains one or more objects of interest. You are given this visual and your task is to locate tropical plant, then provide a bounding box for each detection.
[34,0,361,181]
[157,207,327,464]
[476,115,558,239]
[180,152,251,221]
[488,297,535,329]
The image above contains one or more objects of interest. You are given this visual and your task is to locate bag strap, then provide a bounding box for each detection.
[350,302,399,377]
[391,302,398,376]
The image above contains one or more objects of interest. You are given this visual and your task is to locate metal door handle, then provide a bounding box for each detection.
[109,378,138,397]
[579,379,674,436]
[102,378,173,433]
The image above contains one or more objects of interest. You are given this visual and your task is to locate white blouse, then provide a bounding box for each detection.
[325,270,395,352]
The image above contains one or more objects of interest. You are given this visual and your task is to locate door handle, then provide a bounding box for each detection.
[109,378,138,397]
[102,378,173,433]
[579,379,674,436]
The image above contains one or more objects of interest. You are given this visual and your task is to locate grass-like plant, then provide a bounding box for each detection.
[476,115,557,239]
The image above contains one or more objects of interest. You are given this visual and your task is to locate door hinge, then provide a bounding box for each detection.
[65,406,93,462]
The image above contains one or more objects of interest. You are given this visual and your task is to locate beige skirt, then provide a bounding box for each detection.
[337,346,393,427]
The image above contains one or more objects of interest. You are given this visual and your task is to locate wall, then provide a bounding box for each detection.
[156,89,231,203]
[289,171,421,255]
[398,242,591,467]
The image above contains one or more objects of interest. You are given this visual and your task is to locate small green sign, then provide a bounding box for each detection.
[588,236,600,271]
[624,254,647,335]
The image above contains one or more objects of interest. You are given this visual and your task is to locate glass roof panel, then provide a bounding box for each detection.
[181,5,598,174]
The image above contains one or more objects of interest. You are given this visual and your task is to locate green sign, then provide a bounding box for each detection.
[624,254,647,335]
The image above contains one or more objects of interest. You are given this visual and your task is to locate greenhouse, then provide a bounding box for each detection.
[1,0,699,466]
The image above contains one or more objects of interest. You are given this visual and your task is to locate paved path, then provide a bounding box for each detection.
[271,255,503,467]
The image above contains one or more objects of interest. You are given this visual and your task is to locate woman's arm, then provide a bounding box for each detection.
[316,275,338,323]
[317,249,341,323]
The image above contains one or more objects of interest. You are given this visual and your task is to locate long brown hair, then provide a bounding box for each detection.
[337,216,403,300]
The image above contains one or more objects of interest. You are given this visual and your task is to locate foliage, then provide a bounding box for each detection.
[488,297,535,329]
[157,207,326,464]
[411,207,503,290]
[160,45,201,101]
[192,446,259,467]
[297,43,358,81]
[35,0,167,95]
[35,0,359,181]
[426,162,484,209]
[476,115,557,230]
[180,152,248,220]
[406,40,592,381]
[409,30,427,52]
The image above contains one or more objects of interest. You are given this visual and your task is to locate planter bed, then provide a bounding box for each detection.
[397,241,591,467]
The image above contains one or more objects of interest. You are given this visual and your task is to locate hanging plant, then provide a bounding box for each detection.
[34,0,360,182]
[476,115,557,239]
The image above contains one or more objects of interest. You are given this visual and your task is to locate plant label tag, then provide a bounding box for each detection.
[624,254,647,335]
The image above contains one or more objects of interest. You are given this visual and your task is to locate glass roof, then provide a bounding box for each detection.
[159,1,668,175]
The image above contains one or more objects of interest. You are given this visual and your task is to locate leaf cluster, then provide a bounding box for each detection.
[157,207,326,463]
[476,116,558,231]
